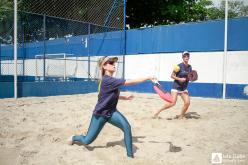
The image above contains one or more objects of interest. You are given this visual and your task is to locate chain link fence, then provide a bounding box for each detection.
[0,0,125,83]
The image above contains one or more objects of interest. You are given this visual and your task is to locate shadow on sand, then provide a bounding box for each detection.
[73,136,146,154]
[166,112,201,120]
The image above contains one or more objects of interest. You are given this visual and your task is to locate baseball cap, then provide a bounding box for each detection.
[99,56,118,75]
[182,51,190,57]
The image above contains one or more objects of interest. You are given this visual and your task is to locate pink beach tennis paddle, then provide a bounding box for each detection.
[153,81,173,103]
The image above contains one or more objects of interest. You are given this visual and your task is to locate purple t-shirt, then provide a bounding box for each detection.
[94,75,126,118]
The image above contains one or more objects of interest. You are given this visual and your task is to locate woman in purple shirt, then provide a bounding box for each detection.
[68,56,156,158]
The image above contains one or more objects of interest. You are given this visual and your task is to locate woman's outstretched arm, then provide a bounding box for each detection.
[124,76,156,86]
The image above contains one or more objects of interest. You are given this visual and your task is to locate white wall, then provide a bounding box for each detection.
[125,51,248,84]
[0,55,124,80]
[1,51,247,85]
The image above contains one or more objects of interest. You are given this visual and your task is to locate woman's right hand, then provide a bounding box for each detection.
[148,76,157,83]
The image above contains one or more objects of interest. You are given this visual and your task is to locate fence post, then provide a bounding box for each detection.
[88,23,91,79]
[64,53,66,81]
[0,40,1,76]
[43,14,46,80]
[21,15,25,77]
[14,0,18,99]
[123,0,126,79]
[222,0,228,99]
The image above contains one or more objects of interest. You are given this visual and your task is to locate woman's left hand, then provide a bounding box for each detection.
[119,95,134,100]
[125,95,134,100]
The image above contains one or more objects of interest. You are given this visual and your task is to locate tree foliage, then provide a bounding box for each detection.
[126,0,248,28]
[0,0,248,30]
[126,0,212,28]
[206,1,248,19]
[0,0,12,21]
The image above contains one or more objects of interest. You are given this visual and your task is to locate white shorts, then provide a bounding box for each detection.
[171,89,188,94]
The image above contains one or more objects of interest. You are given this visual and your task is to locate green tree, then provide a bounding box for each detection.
[126,0,248,29]
[207,0,248,20]
[0,0,13,21]
[126,0,214,28]
[0,0,13,43]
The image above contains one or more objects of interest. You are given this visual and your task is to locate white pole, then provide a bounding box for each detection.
[222,0,228,99]
[64,53,66,81]
[14,0,18,99]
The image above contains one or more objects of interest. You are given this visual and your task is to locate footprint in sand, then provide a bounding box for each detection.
[167,142,182,152]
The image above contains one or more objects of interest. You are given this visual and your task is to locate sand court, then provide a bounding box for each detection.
[0,92,248,165]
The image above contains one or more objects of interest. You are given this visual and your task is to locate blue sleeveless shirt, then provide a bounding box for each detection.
[172,63,192,91]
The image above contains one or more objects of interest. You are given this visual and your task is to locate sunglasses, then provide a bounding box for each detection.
[106,61,115,65]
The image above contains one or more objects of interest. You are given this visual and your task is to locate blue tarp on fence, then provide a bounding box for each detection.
[1,17,248,99]
[1,17,248,59]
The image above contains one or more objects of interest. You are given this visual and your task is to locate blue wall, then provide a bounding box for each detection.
[1,31,125,59]
[2,80,247,99]
[123,81,224,99]
[0,81,98,98]
[1,17,248,59]
[1,17,248,99]
[123,82,248,99]
[126,17,248,54]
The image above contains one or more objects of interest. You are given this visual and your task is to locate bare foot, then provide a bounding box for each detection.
[152,115,163,119]
[174,115,185,119]
[174,115,179,119]
[67,135,74,145]
[178,115,185,120]
[152,114,159,119]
